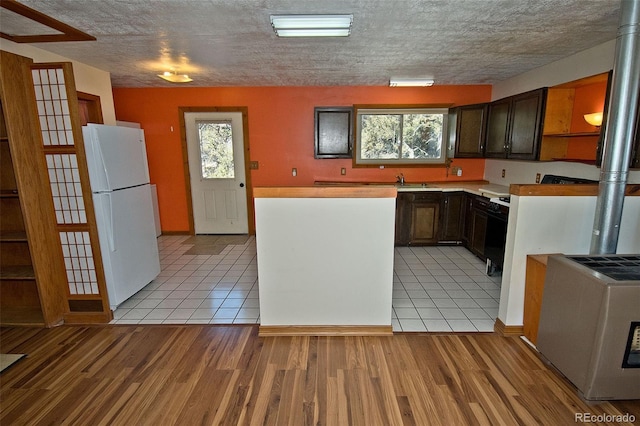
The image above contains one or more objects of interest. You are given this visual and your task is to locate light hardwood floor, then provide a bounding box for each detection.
[1,325,638,425]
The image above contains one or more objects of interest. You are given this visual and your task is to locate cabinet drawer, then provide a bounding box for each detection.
[411,192,441,202]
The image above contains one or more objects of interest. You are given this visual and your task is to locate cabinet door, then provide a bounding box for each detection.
[314,107,352,158]
[454,104,488,158]
[439,192,464,242]
[408,193,441,245]
[462,194,474,246]
[485,99,510,158]
[395,193,412,245]
[508,88,546,160]
[470,209,488,257]
[464,195,489,258]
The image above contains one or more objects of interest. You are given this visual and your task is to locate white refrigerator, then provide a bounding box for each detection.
[82,123,161,310]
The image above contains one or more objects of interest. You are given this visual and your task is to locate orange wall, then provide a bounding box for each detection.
[113,85,491,232]
[567,81,608,159]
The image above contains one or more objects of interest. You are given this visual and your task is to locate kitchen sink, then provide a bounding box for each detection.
[396,183,430,188]
[395,183,433,191]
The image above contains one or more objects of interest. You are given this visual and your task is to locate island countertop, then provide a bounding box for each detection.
[254,186,397,198]
[312,180,511,198]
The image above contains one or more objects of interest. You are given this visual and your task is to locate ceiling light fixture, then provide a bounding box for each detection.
[270,14,353,37]
[158,71,192,83]
[584,112,603,127]
[389,78,435,87]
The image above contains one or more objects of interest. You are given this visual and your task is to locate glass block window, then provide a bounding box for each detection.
[60,231,98,295]
[32,68,74,146]
[46,154,86,225]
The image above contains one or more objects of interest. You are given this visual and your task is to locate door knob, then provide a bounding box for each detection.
[239,183,245,187]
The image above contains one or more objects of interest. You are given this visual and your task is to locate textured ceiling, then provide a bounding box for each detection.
[2,0,622,87]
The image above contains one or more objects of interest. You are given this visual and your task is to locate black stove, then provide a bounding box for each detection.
[540,174,598,184]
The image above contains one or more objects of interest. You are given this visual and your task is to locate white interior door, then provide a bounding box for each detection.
[185,112,248,234]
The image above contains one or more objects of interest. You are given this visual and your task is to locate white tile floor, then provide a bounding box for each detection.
[111,236,501,332]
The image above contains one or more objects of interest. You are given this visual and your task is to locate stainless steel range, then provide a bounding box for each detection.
[537,255,640,400]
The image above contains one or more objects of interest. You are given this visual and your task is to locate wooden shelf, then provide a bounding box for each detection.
[0,190,19,198]
[0,231,28,242]
[0,265,36,280]
[550,158,597,165]
[0,307,45,326]
[543,132,599,138]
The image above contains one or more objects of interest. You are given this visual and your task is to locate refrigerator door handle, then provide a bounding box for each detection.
[93,132,112,191]
[102,193,116,251]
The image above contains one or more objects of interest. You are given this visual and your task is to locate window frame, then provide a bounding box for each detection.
[352,104,451,167]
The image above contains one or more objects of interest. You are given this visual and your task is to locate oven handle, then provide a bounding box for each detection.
[486,210,508,221]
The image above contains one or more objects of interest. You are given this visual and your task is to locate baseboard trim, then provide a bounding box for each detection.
[258,325,393,337]
[64,311,112,324]
[494,318,524,336]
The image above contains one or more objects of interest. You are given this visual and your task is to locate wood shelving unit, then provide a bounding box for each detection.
[0,51,68,327]
[0,100,43,325]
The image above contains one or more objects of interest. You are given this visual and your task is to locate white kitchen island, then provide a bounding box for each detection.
[254,186,397,336]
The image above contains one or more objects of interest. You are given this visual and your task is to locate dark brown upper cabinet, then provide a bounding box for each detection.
[485,99,511,158]
[450,103,488,158]
[485,88,547,160]
[314,107,353,159]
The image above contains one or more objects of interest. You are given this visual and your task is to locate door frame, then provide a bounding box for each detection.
[178,106,254,235]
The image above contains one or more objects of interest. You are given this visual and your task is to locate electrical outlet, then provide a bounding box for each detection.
[502,169,506,178]
[457,168,462,177]
[535,173,541,183]
[341,167,346,175]
[292,168,297,177]
[249,161,259,170]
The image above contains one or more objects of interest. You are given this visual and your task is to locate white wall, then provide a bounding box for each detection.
[1,40,116,125]
[498,195,640,326]
[255,197,395,327]
[485,159,640,185]
[492,40,616,100]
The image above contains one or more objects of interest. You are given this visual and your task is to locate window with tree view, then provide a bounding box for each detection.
[197,120,235,179]
[355,107,448,165]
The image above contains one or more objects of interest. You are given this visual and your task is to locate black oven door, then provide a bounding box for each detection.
[485,209,508,276]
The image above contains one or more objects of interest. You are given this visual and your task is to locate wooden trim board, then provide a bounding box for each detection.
[259,325,393,337]
[494,318,524,336]
[254,186,397,198]
[510,183,640,196]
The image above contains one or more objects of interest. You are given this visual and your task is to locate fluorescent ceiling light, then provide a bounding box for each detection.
[389,78,435,87]
[158,71,192,83]
[270,14,353,37]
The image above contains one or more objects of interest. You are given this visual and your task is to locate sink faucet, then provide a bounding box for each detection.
[396,173,405,186]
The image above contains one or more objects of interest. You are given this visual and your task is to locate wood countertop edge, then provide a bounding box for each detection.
[254,186,398,198]
[510,183,640,197]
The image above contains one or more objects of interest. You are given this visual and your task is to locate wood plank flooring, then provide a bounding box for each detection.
[1,325,638,425]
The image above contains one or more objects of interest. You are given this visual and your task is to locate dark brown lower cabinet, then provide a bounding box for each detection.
[409,196,440,245]
[395,191,490,250]
[438,192,465,242]
[464,194,490,259]
[395,192,441,246]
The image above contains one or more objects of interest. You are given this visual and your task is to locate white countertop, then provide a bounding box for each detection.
[395,182,510,198]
